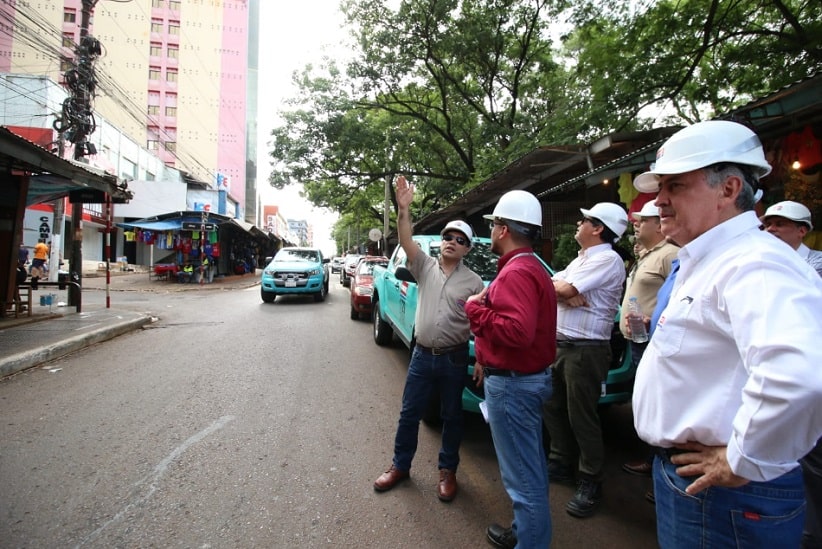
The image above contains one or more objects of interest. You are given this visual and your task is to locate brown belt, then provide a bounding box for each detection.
[416,342,469,356]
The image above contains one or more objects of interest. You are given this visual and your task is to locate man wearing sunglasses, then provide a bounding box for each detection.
[373,175,483,503]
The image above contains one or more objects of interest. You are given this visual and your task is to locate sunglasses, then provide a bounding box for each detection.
[442,234,469,246]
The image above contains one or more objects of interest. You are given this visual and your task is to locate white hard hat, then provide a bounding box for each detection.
[580,202,629,240]
[483,190,542,228]
[634,121,772,193]
[440,220,474,242]
[631,201,660,220]
[761,200,813,230]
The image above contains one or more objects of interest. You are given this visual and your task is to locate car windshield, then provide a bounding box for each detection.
[357,260,388,275]
[274,249,319,263]
[429,241,498,282]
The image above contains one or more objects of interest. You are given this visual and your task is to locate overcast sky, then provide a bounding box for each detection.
[256,1,350,253]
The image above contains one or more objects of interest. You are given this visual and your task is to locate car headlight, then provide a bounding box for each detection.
[307,268,320,276]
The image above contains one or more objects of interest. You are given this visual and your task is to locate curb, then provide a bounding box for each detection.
[0,314,154,378]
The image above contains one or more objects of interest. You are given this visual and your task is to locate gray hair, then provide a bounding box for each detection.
[705,163,757,211]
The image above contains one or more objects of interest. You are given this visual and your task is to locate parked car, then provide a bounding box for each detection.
[349,255,390,320]
[371,235,634,422]
[260,247,329,303]
[339,254,362,287]
[330,256,344,274]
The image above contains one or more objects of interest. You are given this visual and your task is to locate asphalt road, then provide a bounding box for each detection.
[0,282,657,548]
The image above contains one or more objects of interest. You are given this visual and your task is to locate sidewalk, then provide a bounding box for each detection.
[0,268,261,379]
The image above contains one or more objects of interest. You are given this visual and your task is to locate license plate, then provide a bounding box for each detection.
[285,280,296,287]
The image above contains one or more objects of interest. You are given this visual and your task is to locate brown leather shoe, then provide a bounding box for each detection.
[374,465,409,492]
[622,459,653,477]
[437,468,457,502]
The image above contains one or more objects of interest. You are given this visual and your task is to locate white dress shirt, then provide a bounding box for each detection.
[554,243,625,340]
[798,243,822,277]
[633,211,822,482]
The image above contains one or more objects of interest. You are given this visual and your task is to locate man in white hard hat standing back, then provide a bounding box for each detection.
[631,120,822,548]
[542,201,628,518]
[465,190,556,549]
[761,200,822,276]
[761,199,822,548]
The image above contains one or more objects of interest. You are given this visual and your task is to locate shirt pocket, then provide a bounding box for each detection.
[652,298,692,357]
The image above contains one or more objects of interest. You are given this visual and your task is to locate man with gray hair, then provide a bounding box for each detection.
[632,120,822,547]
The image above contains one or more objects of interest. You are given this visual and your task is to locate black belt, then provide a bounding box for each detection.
[483,367,547,377]
[416,342,469,356]
[556,339,609,348]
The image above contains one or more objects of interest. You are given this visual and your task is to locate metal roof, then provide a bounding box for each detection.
[0,126,132,204]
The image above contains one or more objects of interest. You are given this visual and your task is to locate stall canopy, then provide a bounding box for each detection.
[119,210,273,239]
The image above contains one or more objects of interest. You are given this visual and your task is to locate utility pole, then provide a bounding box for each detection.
[64,0,100,305]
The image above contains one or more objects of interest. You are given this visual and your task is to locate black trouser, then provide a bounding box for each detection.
[802,438,822,549]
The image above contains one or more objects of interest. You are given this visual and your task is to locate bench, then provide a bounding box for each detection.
[17,281,82,313]
[5,284,33,318]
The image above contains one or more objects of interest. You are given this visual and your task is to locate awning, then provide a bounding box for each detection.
[117,219,185,231]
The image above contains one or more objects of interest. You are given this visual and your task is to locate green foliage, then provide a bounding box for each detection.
[267,0,821,225]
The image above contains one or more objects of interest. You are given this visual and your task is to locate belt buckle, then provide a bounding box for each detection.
[431,347,443,356]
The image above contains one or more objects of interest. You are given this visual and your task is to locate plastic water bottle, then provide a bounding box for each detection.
[627,297,649,343]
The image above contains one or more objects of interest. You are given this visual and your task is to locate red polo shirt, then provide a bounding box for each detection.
[465,247,557,373]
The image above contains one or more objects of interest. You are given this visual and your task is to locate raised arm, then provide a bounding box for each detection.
[395,175,419,263]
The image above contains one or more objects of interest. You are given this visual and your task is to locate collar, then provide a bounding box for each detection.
[679,211,759,267]
[577,242,612,258]
[497,247,533,271]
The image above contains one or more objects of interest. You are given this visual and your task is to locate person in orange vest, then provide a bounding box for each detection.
[30,241,49,290]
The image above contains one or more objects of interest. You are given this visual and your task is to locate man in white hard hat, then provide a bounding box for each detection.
[464,190,556,548]
[373,176,484,503]
[760,199,822,548]
[761,200,822,276]
[542,201,629,518]
[631,120,822,547]
[619,201,679,484]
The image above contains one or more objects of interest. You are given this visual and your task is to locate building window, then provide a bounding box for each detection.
[60,57,73,72]
[148,66,161,80]
[62,33,74,48]
[164,141,177,152]
[147,105,160,116]
[169,0,180,10]
[168,22,180,35]
[166,68,177,83]
[150,43,162,57]
[147,140,159,151]
[151,20,163,33]
[151,0,163,7]
[121,158,137,180]
[167,45,178,59]
[165,106,177,117]
[63,10,76,23]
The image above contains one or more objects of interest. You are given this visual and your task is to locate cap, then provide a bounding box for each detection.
[631,201,660,220]
[761,200,813,230]
[440,220,474,242]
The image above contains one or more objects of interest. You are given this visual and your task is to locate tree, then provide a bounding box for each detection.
[268,0,569,228]
[562,0,822,131]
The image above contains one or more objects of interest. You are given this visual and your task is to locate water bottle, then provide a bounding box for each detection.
[627,297,649,343]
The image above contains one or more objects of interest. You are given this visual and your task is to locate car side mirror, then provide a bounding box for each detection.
[322,258,330,264]
[394,266,417,283]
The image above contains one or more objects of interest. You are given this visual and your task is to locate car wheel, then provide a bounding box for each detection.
[314,282,328,302]
[261,288,276,303]
[373,300,392,345]
[350,306,359,320]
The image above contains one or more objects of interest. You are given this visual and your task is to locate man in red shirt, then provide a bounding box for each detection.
[465,190,557,549]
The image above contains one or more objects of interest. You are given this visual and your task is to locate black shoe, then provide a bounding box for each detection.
[548,460,575,484]
[566,479,602,518]
[486,523,516,549]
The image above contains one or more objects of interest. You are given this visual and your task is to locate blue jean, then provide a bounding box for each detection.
[393,346,467,472]
[485,370,553,549]
[654,454,805,548]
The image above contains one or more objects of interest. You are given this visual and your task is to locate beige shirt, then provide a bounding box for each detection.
[620,240,679,338]
[407,252,484,348]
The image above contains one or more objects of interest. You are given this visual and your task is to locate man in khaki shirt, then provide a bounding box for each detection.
[620,200,678,484]
[619,200,678,358]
